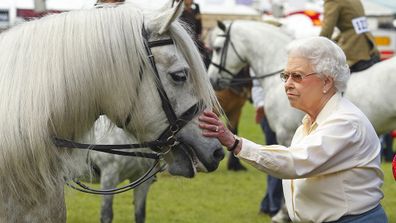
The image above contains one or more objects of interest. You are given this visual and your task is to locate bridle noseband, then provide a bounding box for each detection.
[53,26,203,195]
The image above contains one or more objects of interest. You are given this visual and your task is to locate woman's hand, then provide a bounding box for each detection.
[255,106,266,124]
[198,110,236,149]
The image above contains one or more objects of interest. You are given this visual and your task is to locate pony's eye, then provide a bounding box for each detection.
[214,47,221,53]
[169,69,188,83]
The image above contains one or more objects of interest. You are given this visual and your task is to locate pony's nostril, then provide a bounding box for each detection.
[213,147,225,162]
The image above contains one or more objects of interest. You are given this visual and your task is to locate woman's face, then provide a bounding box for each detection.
[283,56,326,114]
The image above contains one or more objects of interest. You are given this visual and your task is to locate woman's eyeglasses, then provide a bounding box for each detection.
[280,71,317,83]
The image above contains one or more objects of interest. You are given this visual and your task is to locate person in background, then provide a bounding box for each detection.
[180,0,202,41]
[320,0,380,73]
[319,0,395,163]
[251,78,289,223]
[199,36,387,222]
[380,133,394,162]
[179,0,210,68]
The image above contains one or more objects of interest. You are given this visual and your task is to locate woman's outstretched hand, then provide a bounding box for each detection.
[198,110,236,149]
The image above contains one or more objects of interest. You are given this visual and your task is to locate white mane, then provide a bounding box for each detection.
[0,2,219,211]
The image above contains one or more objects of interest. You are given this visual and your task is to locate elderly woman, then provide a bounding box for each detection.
[199,37,387,222]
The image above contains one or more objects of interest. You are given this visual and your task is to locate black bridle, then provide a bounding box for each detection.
[210,22,247,80]
[210,22,283,87]
[53,27,203,195]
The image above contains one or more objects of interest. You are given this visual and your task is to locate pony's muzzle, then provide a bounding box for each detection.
[205,146,225,172]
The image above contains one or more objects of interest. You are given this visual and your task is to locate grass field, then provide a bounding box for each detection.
[66,103,396,223]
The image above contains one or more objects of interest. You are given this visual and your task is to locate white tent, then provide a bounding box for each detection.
[194,0,259,15]
[2,0,392,28]
[1,0,393,16]
[130,0,260,15]
[281,0,394,17]
[362,0,395,16]
[0,0,96,11]
[0,0,98,26]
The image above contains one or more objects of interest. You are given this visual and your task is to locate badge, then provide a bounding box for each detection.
[352,16,369,34]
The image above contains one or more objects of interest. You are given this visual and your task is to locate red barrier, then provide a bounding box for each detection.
[391,130,396,138]
[393,155,396,181]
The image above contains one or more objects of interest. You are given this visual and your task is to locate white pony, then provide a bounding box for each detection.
[208,20,396,147]
[0,1,224,222]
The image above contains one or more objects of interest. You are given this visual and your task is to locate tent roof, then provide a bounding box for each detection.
[132,0,260,15]
[195,0,259,15]
[1,0,393,16]
[0,0,96,10]
[362,0,396,16]
[0,0,260,15]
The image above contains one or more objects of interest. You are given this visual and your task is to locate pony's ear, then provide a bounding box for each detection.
[157,0,184,35]
[217,20,226,32]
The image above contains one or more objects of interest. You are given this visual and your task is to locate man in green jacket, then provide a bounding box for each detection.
[320,0,380,72]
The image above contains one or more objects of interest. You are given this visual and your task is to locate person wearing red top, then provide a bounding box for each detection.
[393,155,396,180]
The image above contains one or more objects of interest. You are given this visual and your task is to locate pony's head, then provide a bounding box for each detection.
[94,1,225,177]
[207,21,249,90]
[0,0,224,209]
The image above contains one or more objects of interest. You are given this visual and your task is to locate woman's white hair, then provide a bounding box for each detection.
[286,36,350,92]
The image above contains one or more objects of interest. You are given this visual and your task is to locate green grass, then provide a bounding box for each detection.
[66,103,396,223]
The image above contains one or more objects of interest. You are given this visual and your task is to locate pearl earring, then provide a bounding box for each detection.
[323,90,327,94]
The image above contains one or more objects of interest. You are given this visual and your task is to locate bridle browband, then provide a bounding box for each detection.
[53,26,203,195]
[210,22,283,87]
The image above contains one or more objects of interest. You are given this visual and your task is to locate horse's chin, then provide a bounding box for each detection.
[164,143,199,178]
[164,131,224,177]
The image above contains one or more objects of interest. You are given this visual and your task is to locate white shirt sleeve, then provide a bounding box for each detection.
[251,68,265,108]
